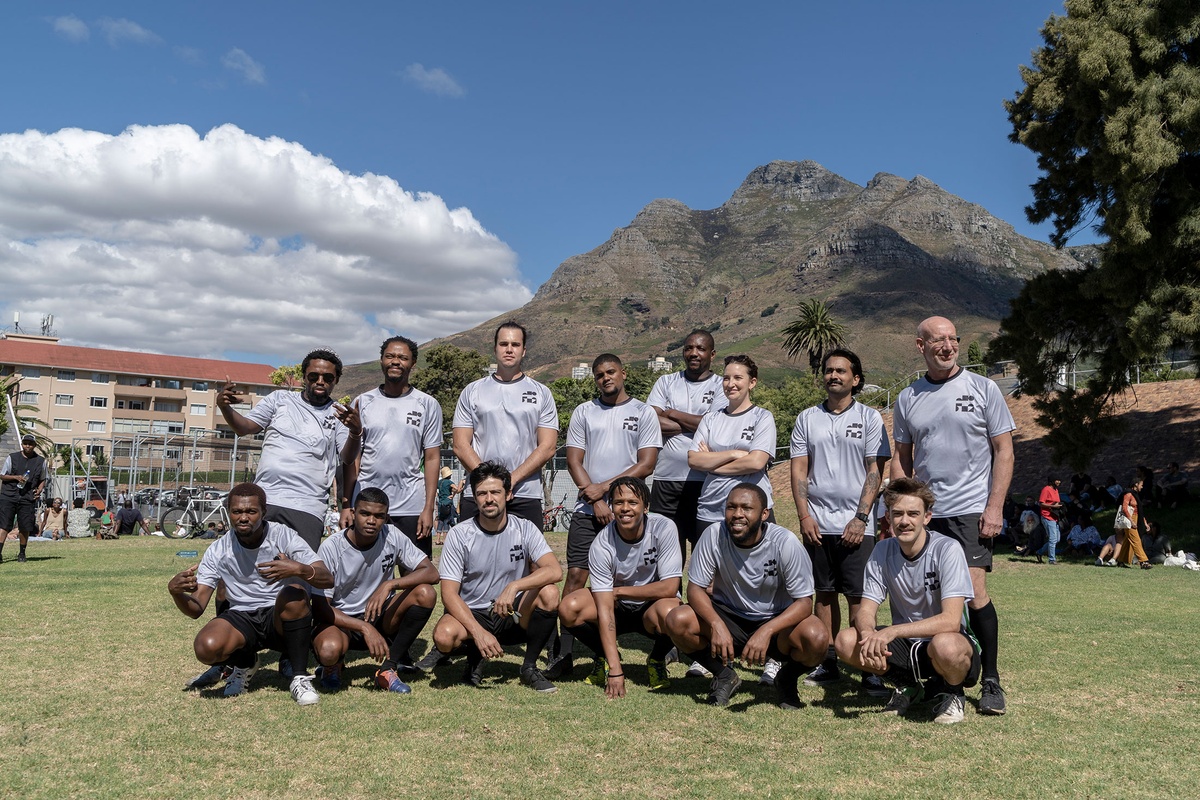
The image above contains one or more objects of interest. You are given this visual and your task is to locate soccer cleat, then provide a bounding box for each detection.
[862,673,891,698]
[315,661,343,691]
[686,660,713,679]
[186,664,230,691]
[544,654,574,680]
[979,678,1007,715]
[759,658,782,685]
[881,685,922,715]
[289,674,320,706]
[520,666,558,694]
[803,662,842,686]
[664,646,680,666]
[462,658,487,688]
[706,670,742,707]
[374,668,412,694]
[583,658,609,687]
[932,692,966,724]
[646,658,670,690]
[17,552,26,563]
[278,657,295,681]
[414,647,448,673]
[222,658,259,698]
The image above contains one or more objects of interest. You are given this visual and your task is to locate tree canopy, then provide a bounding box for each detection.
[411,344,491,435]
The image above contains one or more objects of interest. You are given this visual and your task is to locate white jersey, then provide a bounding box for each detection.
[195,521,320,612]
[317,525,429,617]
[453,374,558,501]
[862,531,974,639]
[690,405,777,523]
[244,391,349,519]
[790,400,891,535]
[438,514,553,611]
[646,371,728,482]
[588,513,683,593]
[892,368,1015,518]
[689,521,813,621]
[565,397,661,515]
[351,387,443,516]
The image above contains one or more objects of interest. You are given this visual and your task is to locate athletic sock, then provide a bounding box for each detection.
[882,665,916,689]
[464,642,484,669]
[281,614,313,676]
[556,626,575,660]
[564,623,602,658]
[228,645,258,669]
[523,608,559,670]
[649,634,673,662]
[384,605,433,671]
[777,658,807,686]
[969,601,1000,681]
[18,545,27,557]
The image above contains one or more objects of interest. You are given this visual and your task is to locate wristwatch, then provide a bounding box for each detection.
[854,512,870,523]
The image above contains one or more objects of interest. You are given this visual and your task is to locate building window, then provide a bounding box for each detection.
[113,445,132,458]
[85,445,105,457]
[154,401,182,413]
[192,381,210,391]
[158,379,182,391]
[23,367,41,379]
[54,394,74,406]
[125,400,146,411]
[117,375,150,386]
[57,370,76,381]
[113,419,151,434]
[255,385,276,396]
[87,421,107,433]
[89,396,108,408]
[53,418,72,430]
[150,420,185,435]
[164,447,183,460]
[190,403,207,416]
[18,391,38,404]
[92,373,111,384]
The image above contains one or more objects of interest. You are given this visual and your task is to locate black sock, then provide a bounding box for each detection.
[685,649,732,679]
[649,634,673,662]
[281,614,313,677]
[564,623,602,658]
[556,625,574,660]
[883,665,916,688]
[523,608,558,670]
[228,646,257,669]
[18,544,27,556]
[464,641,484,668]
[383,605,433,671]
[969,601,1000,681]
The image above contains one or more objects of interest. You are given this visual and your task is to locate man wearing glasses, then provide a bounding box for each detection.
[891,316,1014,716]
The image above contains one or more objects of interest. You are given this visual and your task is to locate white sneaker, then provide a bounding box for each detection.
[664,646,680,666]
[289,674,320,706]
[932,692,966,724]
[685,660,713,678]
[1095,557,1105,567]
[222,658,259,697]
[759,658,782,685]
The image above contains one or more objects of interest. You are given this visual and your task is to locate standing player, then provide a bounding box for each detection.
[790,349,890,695]
[891,316,1014,716]
[834,478,981,725]
[431,462,563,693]
[167,483,333,705]
[0,434,47,564]
[557,477,681,696]
[549,354,660,677]
[664,484,828,709]
[337,336,443,558]
[312,487,440,694]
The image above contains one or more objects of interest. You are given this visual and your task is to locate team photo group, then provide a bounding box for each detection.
[166,313,1014,725]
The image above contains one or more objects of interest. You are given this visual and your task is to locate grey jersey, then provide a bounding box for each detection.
[862,532,974,638]
[689,521,813,621]
[244,391,349,519]
[892,369,1015,518]
[317,525,429,616]
[453,374,558,501]
[646,371,728,481]
[195,521,320,612]
[690,405,777,523]
[565,397,661,515]
[790,400,891,535]
[352,387,444,516]
[588,513,683,593]
[438,514,553,611]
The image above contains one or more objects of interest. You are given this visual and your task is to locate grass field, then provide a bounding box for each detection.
[2,525,1198,799]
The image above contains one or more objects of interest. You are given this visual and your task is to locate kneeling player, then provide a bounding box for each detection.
[432,461,563,693]
[558,476,681,697]
[834,477,981,724]
[665,483,828,708]
[311,487,440,694]
[167,483,333,706]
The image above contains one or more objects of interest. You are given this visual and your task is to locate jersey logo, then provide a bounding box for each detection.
[622,416,639,432]
[701,390,715,405]
[381,555,396,577]
[642,545,658,566]
[740,424,755,442]
[509,544,525,563]
[955,394,976,413]
[845,422,864,439]
[924,570,941,593]
[321,416,339,431]
[406,410,422,427]
[763,558,778,577]
[521,391,538,404]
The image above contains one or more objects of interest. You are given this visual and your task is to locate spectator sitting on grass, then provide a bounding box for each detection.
[1160,463,1189,509]
[1104,476,1123,508]
[1063,513,1103,556]
[1141,521,1173,566]
[1013,496,1041,554]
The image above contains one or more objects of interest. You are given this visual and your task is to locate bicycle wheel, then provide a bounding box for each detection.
[161,507,198,539]
[558,510,573,532]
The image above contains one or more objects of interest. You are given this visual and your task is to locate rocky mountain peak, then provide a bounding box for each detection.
[727,160,860,206]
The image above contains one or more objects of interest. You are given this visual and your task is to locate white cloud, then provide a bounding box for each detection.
[402,63,465,98]
[51,15,89,42]
[173,46,204,66]
[96,17,162,47]
[221,48,266,85]
[0,124,531,364]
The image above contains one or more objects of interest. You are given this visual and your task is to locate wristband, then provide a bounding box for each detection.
[607,673,624,678]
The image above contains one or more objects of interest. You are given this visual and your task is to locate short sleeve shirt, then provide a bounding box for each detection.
[195,521,320,612]
[317,526,429,616]
[565,397,661,514]
[588,513,683,593]
[453,375,558,501]
[690,405,777,523]
[688,521,813,620]
[862,532,974,638]
[244,391,349,519]
[1038,485,1060,521]
[892,369,1015,518]
[790,400,890,535]
[114,507,145,535]
[647,371,728,482]
[351,387,444,516]
[438,514,554,611]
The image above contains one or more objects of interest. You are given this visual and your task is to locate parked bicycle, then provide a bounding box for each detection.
[542,494,573,533]
[161,495,231,539]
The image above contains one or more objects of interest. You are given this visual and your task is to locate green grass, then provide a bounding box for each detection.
[2,532,1198,799]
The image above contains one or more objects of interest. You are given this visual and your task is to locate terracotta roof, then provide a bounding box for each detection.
[0,337,274,385]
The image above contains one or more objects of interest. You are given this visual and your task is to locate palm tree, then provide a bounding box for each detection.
[1,373,54,452]
[781,298,849,376]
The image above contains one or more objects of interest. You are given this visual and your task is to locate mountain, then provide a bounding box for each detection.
[382,161,1088,387]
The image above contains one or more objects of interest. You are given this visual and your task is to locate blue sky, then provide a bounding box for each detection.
[0,1,1079,364]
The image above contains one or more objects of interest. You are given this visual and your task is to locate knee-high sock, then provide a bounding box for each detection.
[564,623,603,659]
[384,605,433,671]
[649,634,673,661]
[281,614,313,677]
[523,608,558,670]
[969,601,1000,680]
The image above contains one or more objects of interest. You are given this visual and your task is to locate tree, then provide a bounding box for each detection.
[781,299,849,376]
[755,374,825,452]
[966,340,986,375]
[997,0,1200,468]
[547,377,598,442]
[410,344,491,435]
[269,364,302,389]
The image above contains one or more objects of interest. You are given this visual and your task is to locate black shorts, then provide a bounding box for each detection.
[710,602,785,660]
[341,615,393,652]
[650,480,705,545]
[566,513,605,569]
[0,497,37,533]
[929,514,993,572]
[389,514,431,558]
[220,606,286,653]
[458,496,543,529]
[265,505,324,552]
[885,630,981,689]
[469,605,529,646]
[806,535,875,597]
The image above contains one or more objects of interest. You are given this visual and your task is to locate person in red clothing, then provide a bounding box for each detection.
[1034,476,1063,564]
